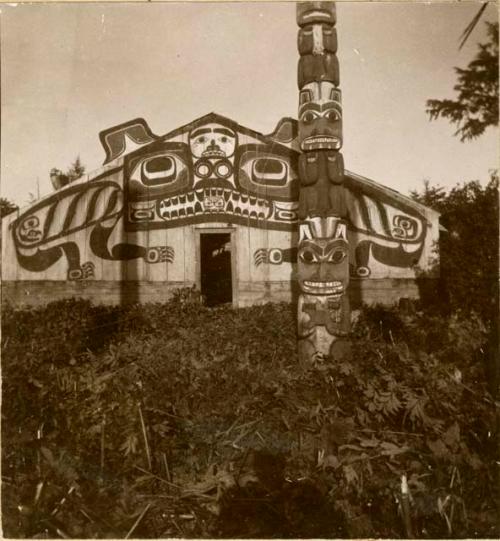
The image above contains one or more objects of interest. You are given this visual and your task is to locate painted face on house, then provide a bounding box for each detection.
[298,82,342,151]
[297,237,349,296]
[125,122,299,230]
[189,123,237,159]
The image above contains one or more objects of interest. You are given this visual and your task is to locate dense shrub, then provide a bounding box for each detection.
[411,176,499,324]
[2,295,497,538]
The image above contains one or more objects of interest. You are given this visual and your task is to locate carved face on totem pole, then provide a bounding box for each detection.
[298,236,349,295]
[298,23,337,55]
[296,1,336,27]
[298,217,349,295]
[296,217,351,360]
[298,82,342,151]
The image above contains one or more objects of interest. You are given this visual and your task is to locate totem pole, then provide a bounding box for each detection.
[296,1,351,362]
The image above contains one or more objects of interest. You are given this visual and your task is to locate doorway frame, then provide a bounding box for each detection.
[195,227,238,307]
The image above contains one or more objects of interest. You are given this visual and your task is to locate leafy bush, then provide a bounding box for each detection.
[2,295,497,537]
[411,175,499,324]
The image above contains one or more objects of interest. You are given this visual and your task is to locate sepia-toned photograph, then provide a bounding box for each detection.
[1,1,498,537]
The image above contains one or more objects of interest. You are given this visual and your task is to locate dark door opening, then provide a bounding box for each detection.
[200,233,232,307]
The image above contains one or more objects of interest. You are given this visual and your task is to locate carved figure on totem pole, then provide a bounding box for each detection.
[296,2,336,27]
[298,150,346,218]
[296,1,351,362]
[298,24,337,56]
[298,54,340,88]
[298,82,342,151]
[297,217,350,360]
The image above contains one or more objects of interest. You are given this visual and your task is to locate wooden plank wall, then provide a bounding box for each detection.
[1,121,440,309]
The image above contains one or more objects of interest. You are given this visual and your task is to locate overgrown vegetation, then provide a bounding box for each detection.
[2,295,497,538]
[411,174,499,325]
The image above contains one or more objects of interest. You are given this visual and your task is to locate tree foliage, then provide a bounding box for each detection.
[67,156,85,180]
[426,22,499,141]
[411,174,499,322]
[50,156,86,189]
[0,197,18,219]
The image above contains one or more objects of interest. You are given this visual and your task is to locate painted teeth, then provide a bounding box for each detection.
[304,281,343,288]
[313,137,333,143]
[302,136,341,150]
[159,190,272,221]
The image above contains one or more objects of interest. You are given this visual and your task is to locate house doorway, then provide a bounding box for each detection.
[200,233,232,306]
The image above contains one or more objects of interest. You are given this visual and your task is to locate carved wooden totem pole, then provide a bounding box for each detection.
[296,1,351,362]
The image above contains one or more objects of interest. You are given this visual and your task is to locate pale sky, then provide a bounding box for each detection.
[1,1,498,207]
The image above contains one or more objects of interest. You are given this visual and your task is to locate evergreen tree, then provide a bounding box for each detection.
[67,156,85,181]
[426,22,499,141]
[0,198,18,219]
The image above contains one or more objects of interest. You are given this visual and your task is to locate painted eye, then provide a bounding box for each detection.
[220,136,228,143]
[238,149,297,198]
[197,136,206,143]
[325,109,340,121]
[329,250,346,264]
[251,158,288,186]
[300,249,317,264]
[23,217,39,229]
[301,111,316,124]
[393,214,418,239]
[141,156,177,185]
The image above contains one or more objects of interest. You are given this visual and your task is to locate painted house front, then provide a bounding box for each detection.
[1,113,439,308]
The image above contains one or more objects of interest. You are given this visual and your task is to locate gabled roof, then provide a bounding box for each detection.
[344,170,440,221]
[19,113,438,223]
[158,111,289,146]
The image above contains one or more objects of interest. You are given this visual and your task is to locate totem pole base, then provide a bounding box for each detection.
[298,329,352,364]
